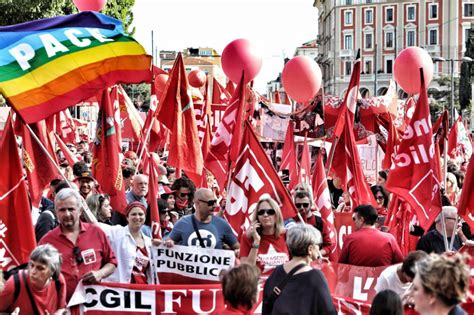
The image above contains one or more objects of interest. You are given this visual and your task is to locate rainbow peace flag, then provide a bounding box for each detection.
[0,12,152,123]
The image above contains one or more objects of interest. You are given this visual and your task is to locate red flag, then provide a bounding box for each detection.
[142,76,165,152]
[283,92,291,105]
[54,132,80,167]
[273,91,281,103]
[225,80,235,96]
[147,154,162,240]
[155,52,203,178]
[458,154,474,229]
[118,85,144,143]
[19,119,59,207]
[385,70,442,231]
[92,89,127,214]
[385,196,418,256]
[299,134,312,185]
[204,74,248,190]
[225,121,298,237]
[447,117,460,159]
[330,54,375,207]
[381,114,400,170]
[312,152,337,260]
[212,78,231,104]
[280,121,298,190]
[0,114,36,269]
[229,73,248,164]
[432,110,449,158]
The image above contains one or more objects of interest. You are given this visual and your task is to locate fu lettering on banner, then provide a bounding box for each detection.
[153,245,235,284]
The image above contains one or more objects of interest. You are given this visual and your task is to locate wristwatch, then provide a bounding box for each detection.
[252,243,260,249]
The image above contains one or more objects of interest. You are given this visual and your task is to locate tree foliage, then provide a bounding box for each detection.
[0,0,135,34]
[460,26,474,111]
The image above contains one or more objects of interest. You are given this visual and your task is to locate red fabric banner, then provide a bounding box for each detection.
[0,114,36,270]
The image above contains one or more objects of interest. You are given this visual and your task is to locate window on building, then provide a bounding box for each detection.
[407,30,416,46]
[429,29,438,45]
[344,10,353,25]
[385,31,394,48]
[365,60,372,74]
[345,61,352,76]
[344,34,353,50]
[429,4,438,19]
[464,3,474,17]
[386,59,393,74]
[386,7,394,22]
[366,0,373,3]
[365,33,373,49]
[345,0,353,5]
[365,9,373,24]
[407,5,416,21]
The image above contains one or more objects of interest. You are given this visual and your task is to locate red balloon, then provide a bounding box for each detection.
[221,39,262,84]
[281,56,322,103]
[394,47,433,95]
[188,69,207,88]
[73,0,107,11]
[155,74,169,93]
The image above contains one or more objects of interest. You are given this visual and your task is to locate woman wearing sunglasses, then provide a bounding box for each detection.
[240,194,289,278]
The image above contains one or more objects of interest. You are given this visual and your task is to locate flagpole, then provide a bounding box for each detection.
[135,115,156,175]
[325,136,339,175]
[23,122,97,223]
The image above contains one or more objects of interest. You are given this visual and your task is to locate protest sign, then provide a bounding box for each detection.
[153,245,235,284]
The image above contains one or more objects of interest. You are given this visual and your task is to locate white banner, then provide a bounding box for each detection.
[154,245,235,282]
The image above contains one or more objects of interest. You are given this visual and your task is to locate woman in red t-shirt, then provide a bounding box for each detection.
[0,244,67,314]
[240,195,289,277]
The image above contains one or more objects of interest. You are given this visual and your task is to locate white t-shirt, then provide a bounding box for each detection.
[374,263,411,297]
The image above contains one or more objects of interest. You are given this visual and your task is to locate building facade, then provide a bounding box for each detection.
[314,0,474,97]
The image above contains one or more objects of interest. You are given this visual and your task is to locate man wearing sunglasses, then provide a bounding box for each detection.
[292,191,334,258]
[165,188,239,254]
[416,206,463,254]
[39,188,117,302]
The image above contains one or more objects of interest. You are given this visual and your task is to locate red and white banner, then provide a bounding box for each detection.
[153,245,235,284]
[332,212,356,261]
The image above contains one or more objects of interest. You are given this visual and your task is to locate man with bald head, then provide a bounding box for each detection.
[127,174,149,208]
[165,188,239,252]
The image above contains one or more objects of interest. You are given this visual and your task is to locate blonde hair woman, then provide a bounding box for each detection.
[240,194,288,277]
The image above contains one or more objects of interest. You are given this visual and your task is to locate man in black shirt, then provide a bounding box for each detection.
[416,206,462,254]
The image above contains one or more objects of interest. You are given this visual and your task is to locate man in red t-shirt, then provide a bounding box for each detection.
[293,191,335,258]
[39,188,117,301]
[338,204,403,267]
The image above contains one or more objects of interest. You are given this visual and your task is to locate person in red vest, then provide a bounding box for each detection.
[339,204,403,267]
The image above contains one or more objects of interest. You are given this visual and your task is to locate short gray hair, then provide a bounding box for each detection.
[30,244,62,280]
[286,223,322,257]
[435,206,458,223]
[55,188,81,209]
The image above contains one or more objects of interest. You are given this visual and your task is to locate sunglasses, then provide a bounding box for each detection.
[178,192,191,198]
[73,246,83,265]
[295,203,310,209]
[257,209,276,216]
[376,196,384,200]
[199,199,217,207]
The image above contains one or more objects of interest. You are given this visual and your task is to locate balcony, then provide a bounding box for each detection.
[339,49,354,58]
[424,45,440,54]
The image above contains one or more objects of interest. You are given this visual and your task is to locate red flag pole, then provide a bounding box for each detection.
[325,136,340,175]
[135,115,156,175]
[22,122,98,223]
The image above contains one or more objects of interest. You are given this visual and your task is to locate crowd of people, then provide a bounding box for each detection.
[0,137,473,315]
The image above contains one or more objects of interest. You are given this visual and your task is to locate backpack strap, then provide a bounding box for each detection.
[191,215,206,248]
[54,277,62,309]
[22,271,40,315]
[270,263,307,301]
[12,272,21,306]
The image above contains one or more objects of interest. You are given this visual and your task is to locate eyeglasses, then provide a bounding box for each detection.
[295,203,310,209]
[257,209,276,216]
[178,192,191,198]
[199,199,217,207]
[376,196,384,201]
[73,246,83,265]
[445,217,458,221]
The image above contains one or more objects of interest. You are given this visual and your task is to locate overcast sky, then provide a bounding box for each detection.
[132,0,318,92]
